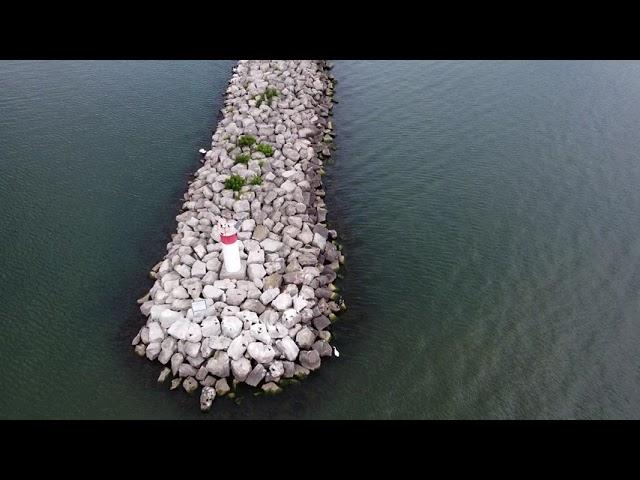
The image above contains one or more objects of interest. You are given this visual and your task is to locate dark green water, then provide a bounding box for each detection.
[2,61,640,419]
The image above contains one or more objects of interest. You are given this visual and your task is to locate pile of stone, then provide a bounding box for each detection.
[132,60,343,411]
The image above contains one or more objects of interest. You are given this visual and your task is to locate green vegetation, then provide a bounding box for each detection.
[256,87,279,107]
[224,174,246,192]
[255,143,274,157]
[237,135,256,148]
[249,175,263,186]
[234,153,251,165]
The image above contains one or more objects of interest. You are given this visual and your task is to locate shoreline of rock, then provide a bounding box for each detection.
[132,60,344,411]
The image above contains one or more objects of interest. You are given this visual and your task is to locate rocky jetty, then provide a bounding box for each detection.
[132,60,344,411]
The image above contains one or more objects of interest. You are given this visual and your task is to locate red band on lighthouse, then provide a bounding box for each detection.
[220,233,237,245]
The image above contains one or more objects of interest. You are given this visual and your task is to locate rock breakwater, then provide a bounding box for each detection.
[132,60,343,411]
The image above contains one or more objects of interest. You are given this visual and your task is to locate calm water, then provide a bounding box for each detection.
[2,60,640,419]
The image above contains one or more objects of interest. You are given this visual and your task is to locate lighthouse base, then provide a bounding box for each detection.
[219,260,247,281]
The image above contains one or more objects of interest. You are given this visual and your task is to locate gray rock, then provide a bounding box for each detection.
[241,298,266,314]
[313,315,331,331]
[245,364,266,387]
[276,336,299,361]
[312,340,333,357]
[183,376,199,394]
[299,350,321,370]
[226,288,247,306]
[260,238,284,253]
[272,293,293,311]
[206,351,230,377]
[184,341,201,358]
[295,326,316,349]
[312,232,326,250]
[247,263,266,282]
[262,382,282,394]
[171,352,184,376]
[233,199,250,213]
[231,357,252,381]
[260,288,280,305]
[283,361,295,378]
[170,378,182,390]
[263,274,283,290]
[175,264,191,278]
[215,378,230,396]
[145,342,161,361]
[157,367,171,383]
[179,363,197,378]
[252,225,269,241]
[196,365,209,381]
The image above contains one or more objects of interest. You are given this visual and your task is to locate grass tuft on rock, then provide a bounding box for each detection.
[255,143,274,157]
[249,175,263,185]
[237,135,256,148]
[224,174,246,192]
[234,153,251,165]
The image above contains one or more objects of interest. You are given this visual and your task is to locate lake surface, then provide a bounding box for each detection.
[2,60,640,419]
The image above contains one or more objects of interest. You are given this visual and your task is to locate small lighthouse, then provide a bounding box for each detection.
[214,218,241,273]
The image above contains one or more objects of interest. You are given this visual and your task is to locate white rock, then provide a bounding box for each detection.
[208,335,232,350]
[202,285,224,300]
[295,326,316,349]
[233,199,250,213]
[276,335,299,361]
[186,323,202,343]
[147,322,164,343]
[159,309,182,329]
[201,317,221,337]
[272,293,293,311]
[221,316,243,338]
[191,260,207,277]
[227,335,249,360]
[250,323,272,344]
[247,263,266,282]
[167,319,190,340]
[260,238,284,253]
[175,264,191,278]
[171,286,190,299]
[205,351,230,377]
[281,180,296,193]
[247,342,276,364]
[185,341,201,358]
[312,232,326,250]
[260,288,280,305]
[231,357,252,382]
